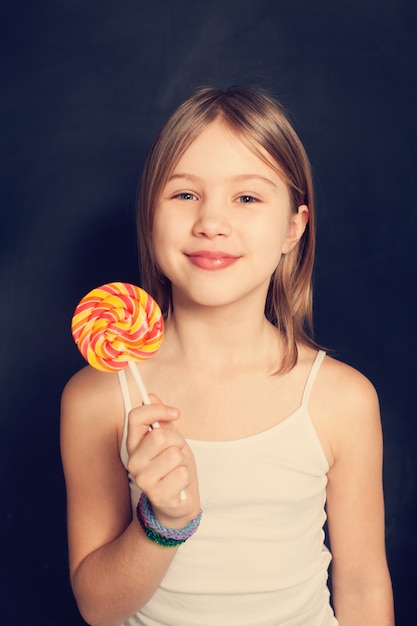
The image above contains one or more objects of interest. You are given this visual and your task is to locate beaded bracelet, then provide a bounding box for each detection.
[136,493,202,547]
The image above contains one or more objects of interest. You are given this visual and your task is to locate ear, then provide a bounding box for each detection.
[282,204,309,254]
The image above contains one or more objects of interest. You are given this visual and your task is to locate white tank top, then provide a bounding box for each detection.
[117,350,339,626]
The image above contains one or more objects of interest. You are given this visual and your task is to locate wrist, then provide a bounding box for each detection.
[136,493,202,548]
[153,507,198,530]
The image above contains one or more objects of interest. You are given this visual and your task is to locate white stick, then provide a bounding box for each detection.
[128,361,160,427]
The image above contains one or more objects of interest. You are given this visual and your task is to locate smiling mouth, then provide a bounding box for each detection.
[185,251,240,270]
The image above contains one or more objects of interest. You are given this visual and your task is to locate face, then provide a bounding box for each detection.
[153,120,308,313]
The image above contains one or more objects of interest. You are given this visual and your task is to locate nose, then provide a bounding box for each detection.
[191,198,232,239]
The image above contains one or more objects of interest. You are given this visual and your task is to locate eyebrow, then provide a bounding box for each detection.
[167,173,278,188]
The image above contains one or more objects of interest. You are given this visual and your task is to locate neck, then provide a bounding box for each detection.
[162,303,282,373]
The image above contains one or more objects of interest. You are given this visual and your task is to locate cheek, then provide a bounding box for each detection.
[151,212,168,267]
[152,208,181,272]
[252,213,290,257]
[153,205,172,244]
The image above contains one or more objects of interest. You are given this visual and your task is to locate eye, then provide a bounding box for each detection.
[236,195,259,204]
[173,192,198,201]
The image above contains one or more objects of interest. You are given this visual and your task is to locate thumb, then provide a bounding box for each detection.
[147,392,164,406]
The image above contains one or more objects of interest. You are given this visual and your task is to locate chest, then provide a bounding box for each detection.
[147,365,306,441]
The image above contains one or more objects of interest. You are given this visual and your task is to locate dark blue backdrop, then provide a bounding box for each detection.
[1,1,416,624]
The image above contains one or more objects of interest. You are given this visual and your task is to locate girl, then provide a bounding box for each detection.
[61,87,394,625]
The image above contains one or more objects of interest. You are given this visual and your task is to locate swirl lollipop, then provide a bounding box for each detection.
[72,281,187,501]
[71,282,164,406]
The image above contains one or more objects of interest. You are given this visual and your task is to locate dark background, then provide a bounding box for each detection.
[1,1,416,624]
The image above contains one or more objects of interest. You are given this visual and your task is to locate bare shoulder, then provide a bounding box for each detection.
[62,363,121,399]
[307,351,381,466]
[316,353,379,408]
[61,365,125,446]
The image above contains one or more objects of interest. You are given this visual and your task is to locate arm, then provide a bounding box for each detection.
[318,361,394,625]
[60,367,200,626]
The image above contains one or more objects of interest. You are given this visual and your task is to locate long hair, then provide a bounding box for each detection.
[137,86,316,371]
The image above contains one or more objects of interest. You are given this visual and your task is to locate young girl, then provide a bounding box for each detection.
[61,87,394,626]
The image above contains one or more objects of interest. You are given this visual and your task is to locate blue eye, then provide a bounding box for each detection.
[175,192,197,201]
[237,195,258,203]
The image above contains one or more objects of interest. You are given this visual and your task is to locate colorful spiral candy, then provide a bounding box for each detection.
[71,282,164,372]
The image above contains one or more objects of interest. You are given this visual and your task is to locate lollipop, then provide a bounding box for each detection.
[71,282,164,406]
[72,281,187,501]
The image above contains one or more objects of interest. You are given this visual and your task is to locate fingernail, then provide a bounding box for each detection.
[168,407,179,417]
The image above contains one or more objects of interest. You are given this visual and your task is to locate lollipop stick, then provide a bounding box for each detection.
[128,361,160,427]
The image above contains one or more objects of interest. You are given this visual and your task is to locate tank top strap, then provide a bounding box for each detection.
[117,369,131,467]
[301,350,326,409]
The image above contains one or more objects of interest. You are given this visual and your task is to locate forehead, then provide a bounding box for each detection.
[170,120,283,180]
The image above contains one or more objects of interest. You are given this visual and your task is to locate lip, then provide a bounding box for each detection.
[185,250,241,270]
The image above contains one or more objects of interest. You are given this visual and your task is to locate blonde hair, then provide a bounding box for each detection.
[137,86,317,371]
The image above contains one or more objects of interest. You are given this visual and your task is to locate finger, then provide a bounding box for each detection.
[147,394,172,429]
[127,421,187,487]
[147,393,162,429]
[150,466,201,525]
[126,404,180,455]
[139,437,197,504]
[141,453,193,508]
[147,393,163,405]
[140,443,187,486]
[130,424,186,468]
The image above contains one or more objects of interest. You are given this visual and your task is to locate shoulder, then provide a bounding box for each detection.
[298,346,378,407]
[62,365,122,412]
[307,351,381,467]
[61,366,125,447]
[317,353,378,406]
